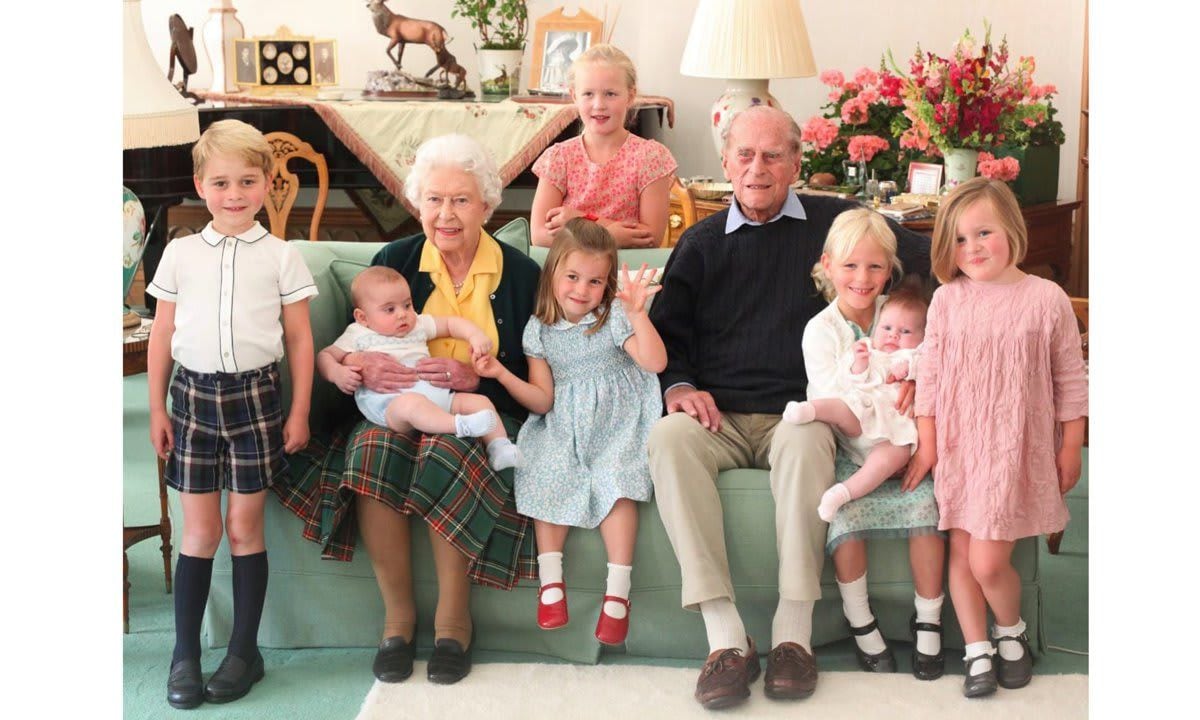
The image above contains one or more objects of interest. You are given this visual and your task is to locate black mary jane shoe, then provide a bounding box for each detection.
[962,652,998,698]
[427,636,473,685]
[373,635,417,683]
[848,617,897,673]
[203,651,265,704]
[909,612,946,681]
[994,632,1034,689]
[166,658,205,710]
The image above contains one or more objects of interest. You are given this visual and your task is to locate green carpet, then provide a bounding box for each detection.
[122,376,1087,719]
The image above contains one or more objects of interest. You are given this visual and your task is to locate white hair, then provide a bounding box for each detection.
[403,134,503,221]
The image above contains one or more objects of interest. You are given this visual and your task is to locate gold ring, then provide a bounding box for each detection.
[445,371,451,381]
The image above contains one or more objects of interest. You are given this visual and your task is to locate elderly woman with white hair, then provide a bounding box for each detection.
[311,134,541,686]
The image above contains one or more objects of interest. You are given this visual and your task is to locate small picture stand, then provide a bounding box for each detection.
[529,7,603,95]
[907,162,944,195]
[235,26,337,96]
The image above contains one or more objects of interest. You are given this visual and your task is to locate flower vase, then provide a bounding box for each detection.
[943,148,980,188]
[478,49,522,101]
[123,187,148,328]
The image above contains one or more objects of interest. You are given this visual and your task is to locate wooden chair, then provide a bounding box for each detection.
[1046,297,1088,555]
[264,131,329,241]
[662,177,698,247]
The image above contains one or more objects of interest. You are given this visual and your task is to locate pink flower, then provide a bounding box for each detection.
[899,116,932,152]
[841,95,870,125]
[801,116,840,151]
[847,135,891,162]
[854,67,879,88]
[978,155,1020,181]
[859,88,881,105]
[820,69,845,88]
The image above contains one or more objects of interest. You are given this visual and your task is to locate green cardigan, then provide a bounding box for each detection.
[370,234,542,421]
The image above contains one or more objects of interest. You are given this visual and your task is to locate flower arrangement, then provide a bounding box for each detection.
[976,152,1020,181]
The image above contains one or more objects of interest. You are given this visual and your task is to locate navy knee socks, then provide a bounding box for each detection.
[171,554,214,667]
[227,551,269,661]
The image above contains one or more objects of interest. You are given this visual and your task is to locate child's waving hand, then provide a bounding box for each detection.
[615,263,663,315]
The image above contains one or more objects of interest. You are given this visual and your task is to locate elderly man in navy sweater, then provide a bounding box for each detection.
[647,105,930,709]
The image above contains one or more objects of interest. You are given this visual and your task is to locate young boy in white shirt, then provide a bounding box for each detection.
[146,119,317,709]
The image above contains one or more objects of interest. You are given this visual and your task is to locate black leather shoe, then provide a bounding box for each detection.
[427,637,472,684]
[166,658,204,709]
[203,651,264,703]
[909,612,945,681]
[848,617,896,673]
[962,653,998,698]
[373,635,417,683]
[995,632,1034,689]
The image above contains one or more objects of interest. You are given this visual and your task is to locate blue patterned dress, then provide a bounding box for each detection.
[515,300,661,528]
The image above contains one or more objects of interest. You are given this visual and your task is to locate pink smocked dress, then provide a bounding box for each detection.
[531,134,677,223]
[914,275,1088,540]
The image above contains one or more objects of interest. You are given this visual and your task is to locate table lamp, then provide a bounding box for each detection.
[123,0,200,326]
[680,0,816,156]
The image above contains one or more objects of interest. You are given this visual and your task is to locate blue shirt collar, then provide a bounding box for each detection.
[725,191,807,233]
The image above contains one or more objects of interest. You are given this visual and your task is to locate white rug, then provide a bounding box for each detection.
[356,661,1088,720]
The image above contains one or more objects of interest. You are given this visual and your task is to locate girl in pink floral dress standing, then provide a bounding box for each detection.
[530,44,677,249]
[905,177,1088,699]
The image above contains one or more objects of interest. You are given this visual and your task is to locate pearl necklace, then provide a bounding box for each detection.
[452,279,465,294]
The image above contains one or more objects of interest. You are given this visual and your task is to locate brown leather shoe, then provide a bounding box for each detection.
[764,641,818,700]
[694,637,761,710]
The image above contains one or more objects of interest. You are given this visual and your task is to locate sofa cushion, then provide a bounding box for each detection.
[492,216,531,255]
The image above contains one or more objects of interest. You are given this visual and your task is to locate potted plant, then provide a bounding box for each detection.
[451,0,529,98]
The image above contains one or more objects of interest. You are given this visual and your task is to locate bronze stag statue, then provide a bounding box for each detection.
[365,0,448,70]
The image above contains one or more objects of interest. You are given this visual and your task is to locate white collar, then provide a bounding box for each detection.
[200,221,270,247]
[550,311,599,330]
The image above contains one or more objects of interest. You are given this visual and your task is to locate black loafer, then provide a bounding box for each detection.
[848,617,896,673]
[373,635,417,683]
[909,612,945,681]
[203,651,264,704]
[995,632,1034,689]
[166,658,204,709]
[962,653,998,698]
[427,637,472,684]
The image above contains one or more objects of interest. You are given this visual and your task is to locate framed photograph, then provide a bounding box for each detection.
[234,39,259,86]
[312,40,338,86]
[907,162,944,195]
[529,7,603,94]
[233,29,336,95]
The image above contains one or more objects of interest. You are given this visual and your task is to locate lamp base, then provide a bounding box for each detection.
[709,79,780,156]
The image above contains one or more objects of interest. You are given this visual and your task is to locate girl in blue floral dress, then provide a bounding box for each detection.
[474,218,665,646]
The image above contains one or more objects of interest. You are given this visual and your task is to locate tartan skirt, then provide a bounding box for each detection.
[275,416,537,590]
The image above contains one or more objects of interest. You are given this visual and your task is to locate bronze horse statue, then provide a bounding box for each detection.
[365,0,448,70]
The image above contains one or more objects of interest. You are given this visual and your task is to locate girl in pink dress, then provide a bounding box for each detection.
[530,44,677,249]
[906,178,1088,699]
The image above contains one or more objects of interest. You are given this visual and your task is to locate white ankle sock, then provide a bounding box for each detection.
[913,592,944,656]
[699,598,747,654]
[486,438,521,470]
[782,400,816,425]
[771,598,814,652]
[455,409,497,438]
[993,618,1028,661]
[964,640,995,674]
[837,573,887,655]
[603,563,632,619]
[537,552,564,604]
[818,483,852,522]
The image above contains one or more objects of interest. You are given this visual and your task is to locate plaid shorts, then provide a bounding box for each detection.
[165,363,288,494]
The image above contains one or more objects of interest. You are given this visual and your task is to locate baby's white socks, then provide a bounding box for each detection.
[537,552,564,604]
[838,573,887,655]
[782,400,816,425]
[818,483,852,522]
[486,438,521,471]
[699,598,748,654]
[455,409,497,438]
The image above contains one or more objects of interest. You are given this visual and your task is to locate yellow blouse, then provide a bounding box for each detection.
[419,231,504,362]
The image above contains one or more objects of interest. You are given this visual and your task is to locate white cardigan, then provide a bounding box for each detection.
[801,295,888,403]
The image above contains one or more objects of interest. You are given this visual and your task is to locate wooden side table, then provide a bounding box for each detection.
[123,319,173,633]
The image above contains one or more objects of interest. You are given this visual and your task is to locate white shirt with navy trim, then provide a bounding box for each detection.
[146,222,318,373]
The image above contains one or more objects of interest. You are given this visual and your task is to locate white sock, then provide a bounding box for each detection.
[455,409,497,438]
[964,640,995,674]
[699,598,748,654]
[771,598,814,652]
[837,573,887,655]
[818,483,852,522]
[603,563,632,619]
[993,618,1028,661]
[486,438,521,470]
[913,592,944,656]
[537,552,564,604]
[782,400,816,425]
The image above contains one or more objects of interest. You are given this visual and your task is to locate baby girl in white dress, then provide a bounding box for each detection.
[784,291,927,521]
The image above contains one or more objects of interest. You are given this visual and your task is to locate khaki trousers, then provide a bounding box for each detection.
[648,412,836,610]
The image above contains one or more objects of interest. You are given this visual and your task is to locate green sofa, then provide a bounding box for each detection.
[183,219,1043,665]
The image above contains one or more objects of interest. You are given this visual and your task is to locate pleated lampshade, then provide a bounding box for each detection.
[123,0,200,150]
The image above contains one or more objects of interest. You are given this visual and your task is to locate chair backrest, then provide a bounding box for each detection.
[264,131,329,241]
[662,177,698,247]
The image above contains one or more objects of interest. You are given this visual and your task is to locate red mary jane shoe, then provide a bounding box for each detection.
[595,596,631,646]
[537,582,569,629]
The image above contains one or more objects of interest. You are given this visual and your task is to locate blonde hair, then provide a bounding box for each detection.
[568,44,638,127]
[350,266,408,309]
[930,177,1028,284]
[191,119,273,180]
[534,218,618,335]
[811,208,903,302]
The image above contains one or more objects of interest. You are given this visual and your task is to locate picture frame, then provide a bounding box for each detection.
[907,162,944,195]
[311,40,339,86]
[233,27,336,95]
[529,7,603,95]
